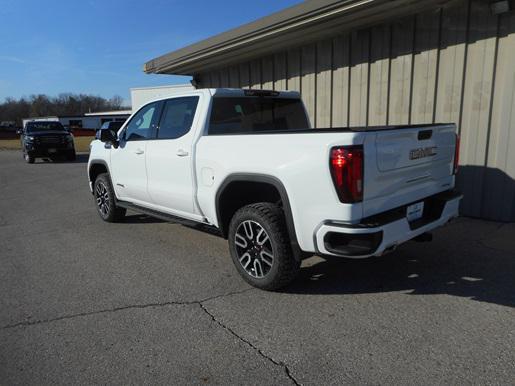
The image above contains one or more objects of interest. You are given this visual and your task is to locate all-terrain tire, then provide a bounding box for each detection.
[228,202,300,290]
[93,173,126,222]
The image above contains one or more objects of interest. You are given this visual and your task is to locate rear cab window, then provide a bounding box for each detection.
[208,96,309,135]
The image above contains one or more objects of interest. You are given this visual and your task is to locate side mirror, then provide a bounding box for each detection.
[100,129,119,147]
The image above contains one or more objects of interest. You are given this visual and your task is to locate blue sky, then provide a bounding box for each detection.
[0,0,302,104]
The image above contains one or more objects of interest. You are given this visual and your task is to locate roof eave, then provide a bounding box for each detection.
[145,0,449,76]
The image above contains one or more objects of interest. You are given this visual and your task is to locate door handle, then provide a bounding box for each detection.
[176,149,189,157]
[135,148,144,155]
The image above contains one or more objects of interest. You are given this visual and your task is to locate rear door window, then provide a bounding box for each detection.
[157,97,199,139]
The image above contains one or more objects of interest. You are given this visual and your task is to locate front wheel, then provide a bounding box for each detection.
[66,150,76,161]
[93,173,126,222]
[228,202,300,290]
[24,152,34,164]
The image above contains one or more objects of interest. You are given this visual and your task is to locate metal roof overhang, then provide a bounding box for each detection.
[144,0,449,76]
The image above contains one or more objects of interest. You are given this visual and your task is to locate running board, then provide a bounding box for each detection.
[117,200,217,231]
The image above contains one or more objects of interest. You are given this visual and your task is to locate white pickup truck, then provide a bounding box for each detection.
[88,88,462,290]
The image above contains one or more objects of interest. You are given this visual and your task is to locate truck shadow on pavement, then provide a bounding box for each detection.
[284,219,515,309]
[119,212,514,308]
[122,214,166,224]
[33,154,89,164]
[284,163,515,308]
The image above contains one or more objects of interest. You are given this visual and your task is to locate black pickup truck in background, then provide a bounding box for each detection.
[19,121,76,163]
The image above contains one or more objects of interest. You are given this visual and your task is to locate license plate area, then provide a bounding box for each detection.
[47,148,57,153]
[406,201,424,222]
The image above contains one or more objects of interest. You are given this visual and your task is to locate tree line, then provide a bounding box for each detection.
[0,93,128,127]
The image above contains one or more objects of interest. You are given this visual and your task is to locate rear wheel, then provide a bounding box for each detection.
[228,202,300,290]
[93,173,126,222]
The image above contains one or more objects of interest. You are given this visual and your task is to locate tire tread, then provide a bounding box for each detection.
[229,202,299,290]
[94,173,126,222]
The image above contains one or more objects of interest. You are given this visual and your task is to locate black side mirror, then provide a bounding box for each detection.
[100,129,119,147]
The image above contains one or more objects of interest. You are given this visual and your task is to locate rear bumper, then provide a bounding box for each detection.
[314,190,462,258]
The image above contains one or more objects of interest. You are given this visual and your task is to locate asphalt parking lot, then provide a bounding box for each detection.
[0,150,514,385]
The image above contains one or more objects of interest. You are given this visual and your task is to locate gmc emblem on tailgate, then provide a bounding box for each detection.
[409,146,437,160]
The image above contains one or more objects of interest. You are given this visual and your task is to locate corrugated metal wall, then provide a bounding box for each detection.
[197,0,515,222]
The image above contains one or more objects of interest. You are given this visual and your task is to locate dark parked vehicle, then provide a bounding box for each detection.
[19,121,76,163]
[95,121,124,140]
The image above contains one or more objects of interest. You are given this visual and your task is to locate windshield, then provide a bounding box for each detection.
[26,122,65,133]
[208,97,310,135]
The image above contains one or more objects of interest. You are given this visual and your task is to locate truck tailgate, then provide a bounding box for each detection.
[362,124,457,218]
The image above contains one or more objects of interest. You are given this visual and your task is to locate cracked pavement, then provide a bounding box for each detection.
[0,150,514,385]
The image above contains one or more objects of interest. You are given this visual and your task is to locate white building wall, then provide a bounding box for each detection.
[130,84,194,111]
[23,114,130,130]
[22,116,59,127]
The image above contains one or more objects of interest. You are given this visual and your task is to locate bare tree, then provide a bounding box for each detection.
[0,94,129,126]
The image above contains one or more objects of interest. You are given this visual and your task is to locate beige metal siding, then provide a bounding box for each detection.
[349,30,369,126]
[483,10,515,221]
[369,25,390,126]
[458,0,498,217]
[196,0,515,221]
[389,17,414,125]
[433,3,467,125]
[250,59,261,89]
[411,10,439,124]
[229,65,239,88]
[262,56,274,90]
[239,63,250,89]
[316,39,332,128]
[301,44,317,124]
[287,48,301,92]
[331,34,350,127]
[209,71,220,88]
[274,52,287,91]
[220,68,229,88]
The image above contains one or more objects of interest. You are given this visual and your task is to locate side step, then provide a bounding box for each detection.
[117,201,219,234]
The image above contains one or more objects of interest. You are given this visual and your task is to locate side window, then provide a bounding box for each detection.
[157,97,199,140]
[124,102,160,141]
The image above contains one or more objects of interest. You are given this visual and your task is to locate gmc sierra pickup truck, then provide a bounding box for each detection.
[19,121,76,163]
[87,88,462,290]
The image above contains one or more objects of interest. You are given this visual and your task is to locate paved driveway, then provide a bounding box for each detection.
[0,150,514,385]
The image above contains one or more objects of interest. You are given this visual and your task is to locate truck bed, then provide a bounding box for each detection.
[206,123,454,135]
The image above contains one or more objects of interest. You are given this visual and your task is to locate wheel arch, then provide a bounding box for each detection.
[215,173,303,259]
[88,159,110,184]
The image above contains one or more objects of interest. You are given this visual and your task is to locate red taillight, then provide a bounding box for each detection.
[330,146,364,203]
[453,134,460,175]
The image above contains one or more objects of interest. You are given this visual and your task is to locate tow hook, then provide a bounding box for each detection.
[414,232,433,242]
